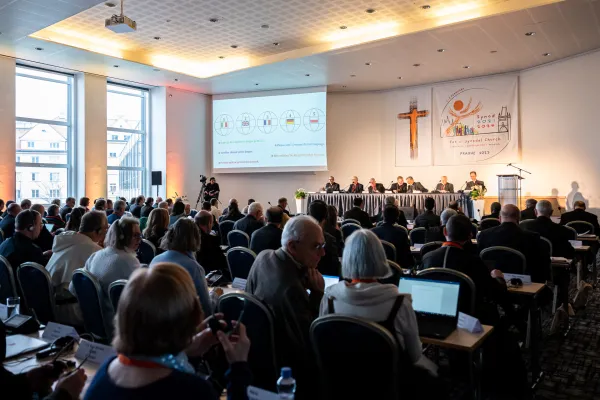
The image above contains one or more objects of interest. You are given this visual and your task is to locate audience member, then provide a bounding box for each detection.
[78,217,141,334]
[79,197,90,211]
[308,200,341,276]
[194,211,230,279]
[141,197,154,218]
[560,200,600,233]
[158,201,168,210]
[84,262,251,400]
[246,215,325,398]
[448,200,465,216]
[343,197,372,228]
[0,210,46,268]
[1,200,14,218]
[425,208,457,243]
[242,198,255,214]
[46,204,65,232]
[482,202,502,220]
[130,196,145,219]
[210,198,222,220]
[520,199,537,221]
[0,202,21,238]
[184,203,193,217]
[166,198,174,210]
[372,206,414,268]
[414,197,441,228]
[108,200,126,224]
[376,196,408,228]
[478,204,549,283]
[325,205,343,253]
[0,198,4,215]
[278,197,290,216]
[151,218,217,315]
[169,200,186,226]
[524,200,575,258]
[233,202,264,238]
[94,199,107,212]
[60,197,76,221]
[65,207,86,232]
[250,207,283,255]
[106,199,114,216]
[220,199,243,223]
[31,204,54,252]
[20,198,32,210]
[143,208,170,251]
[51,198,61,207]
[47,211,108,326]
[153,197,163,208]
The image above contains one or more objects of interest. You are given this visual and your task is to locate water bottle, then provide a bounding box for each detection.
[277,367,296,399]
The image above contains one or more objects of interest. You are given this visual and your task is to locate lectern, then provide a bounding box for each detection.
[497,174,523,207]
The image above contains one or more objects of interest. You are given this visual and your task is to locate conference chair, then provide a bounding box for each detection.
[136,239,156,265]
[218,292,278,391]
[471,223,478,238]
[398,225,410,235]
[375,221,384,227]
[16,262,57,325]
[72,268,111,342]
[0,256,17,303]
[519,219,537,231]
[226,247,256,280]
[539,237,559,312]
[378,260,404,286]
[228,230,250,248]
[564,225,578,240]
[310,315,399,400]
[341,223,361,241]
[566,220,595,235]
[219,220,235,246]
[417,268,476,316]
[380,240,397,262]
[139,216,148,231]
[420,241,444,258]
[341,218,361,226]
[409,227,427,246]
[479,218,501,231]
[480,246,527,275]
[108,280,128,312]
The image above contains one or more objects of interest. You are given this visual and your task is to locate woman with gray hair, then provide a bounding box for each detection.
[319,229,438,394]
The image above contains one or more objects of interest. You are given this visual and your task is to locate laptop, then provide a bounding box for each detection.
[4,334,50,359]
[322,275,340,289]
[398,277,460,339]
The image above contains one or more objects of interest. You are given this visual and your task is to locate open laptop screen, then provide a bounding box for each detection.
[398,277,460,317]
[322,275,340,289]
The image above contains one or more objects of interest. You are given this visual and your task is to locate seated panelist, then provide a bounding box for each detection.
[435,176,454,193]
[348,176,364,194]
[390,176,407,194]
[323,176,341,192]
[367,178,386,194]
[406,176,428,193]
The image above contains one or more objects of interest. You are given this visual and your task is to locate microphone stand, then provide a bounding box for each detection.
[507,163,531,210]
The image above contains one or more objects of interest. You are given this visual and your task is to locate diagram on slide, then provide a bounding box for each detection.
[257,111,278,134]
[214,114,235,136]
[279,110,302,132]
[303,108,326,131]
[236,112,256,135]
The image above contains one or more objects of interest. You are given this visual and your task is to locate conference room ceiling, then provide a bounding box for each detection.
[1,0,599,94]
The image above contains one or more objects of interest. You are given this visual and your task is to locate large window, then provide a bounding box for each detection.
[16,66,72,204]
[107,84,148,200]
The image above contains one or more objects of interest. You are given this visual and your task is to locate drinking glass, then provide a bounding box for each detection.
[6,296,20,318]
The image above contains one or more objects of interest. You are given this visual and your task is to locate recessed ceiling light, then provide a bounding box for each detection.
[421,5,431,10]
[542,52,551,57]
[261,24,269,29]
[35,47,43,51]
[350,74,356,77]
[398,76,403,79]
[255,83,259,85]
[218,56,225,59]
[365,8,376,14]
[525,31,536,36]
[153,36,161,40]
[437,49,445,53]
[113,65,119,68]
[490,50,498,53]
[305,74,310,77]
[153,68,161,72]
[166,19,171,23]
[342,85,347,88]
[230,44,238,48]
[174,78,179,82]
[365,62,372,66]
[104,1,117,7]
[209,18,219,23]
[463,65,471,69]
[273,42,280,46]
[340,25,347,30]
[413,63,420,67]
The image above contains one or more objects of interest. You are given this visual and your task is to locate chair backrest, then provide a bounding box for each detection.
[564,225,578,240]
[341,223,361,241]
[417,267,476,316]
[228,230,250,248]
[566,220,595,234]
[397,225,409,235]
[409,227,426,246]
[375,221,384,227]
[16,262,56,324]
[0,228,4,243]
[539,237,553,279]
[379,260,403,286]
[398,206,415,221]
[139,217,148,231]
[380,240,396,262]
[420,241,443,258]
[0,255,17,303]
[341,218,361,226]
[480,246,527,275]
[72,269,110,341]
[108,279,128,312]
[218,292,278,391]
[226,247,256,280]
[471,223,478,238]
[219,220,235,246]
[136,239,156,264]
[519,219,537,231]
[480,218,501,231]
[310,315,399,400]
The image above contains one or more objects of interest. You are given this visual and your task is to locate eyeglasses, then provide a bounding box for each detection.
[313,242,326,250]
[132,233,142,239]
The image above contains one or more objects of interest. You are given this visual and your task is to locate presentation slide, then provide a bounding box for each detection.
[212,90,327,173]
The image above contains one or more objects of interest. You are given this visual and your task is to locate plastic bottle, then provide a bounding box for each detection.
[276,367,296,399]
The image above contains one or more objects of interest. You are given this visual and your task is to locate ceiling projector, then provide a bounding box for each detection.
[105,1,136,33]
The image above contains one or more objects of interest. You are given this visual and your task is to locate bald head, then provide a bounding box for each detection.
[8,203,21,217]
[500,204,520,224]
[194,210,213,233]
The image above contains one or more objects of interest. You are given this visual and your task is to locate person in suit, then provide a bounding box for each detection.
[390,176,407,194]
[308,200,341,277]
[371,206,414,268]
[220,199,244,223]
[194,210,230,280]
[414,197,441,229]
[233,202,265,238]
[0,202,21,238]
[523,200,575,258]
[482,202,502,220]
[129,195,145,218]
[425,208,457,243]
[347,176,364,193]
[343,197,372,228]
[406,176,428,193]
[435,176,454,193]
[323,176,341,192]
[465,170,486,191]
[31,204,53,252]
[520,199,537,221]
[367,178,385,194]
[478,204,549,283]
[60,197,76,221]
[277,197,290,216]
[560,200,600,233]
[376,196,408,228]
[0,210,47,269]
[250,207,283,255]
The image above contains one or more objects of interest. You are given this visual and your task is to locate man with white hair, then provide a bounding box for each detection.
[246,215,325,398]
[233,201,264,237]
[523,200,575,259]
[347,176,364,193]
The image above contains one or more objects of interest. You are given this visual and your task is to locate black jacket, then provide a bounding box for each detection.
[220,210,244,223]
[33,225,54,252]
[140,205,154,218]
[367,183,386,194]
[324,225,343,257]
[407,182,428,193]
[204,182,220,200]
[196,230,230,279]
[376,209,408,229]
[347,183,364,194]
[481,212,500,221]
[343,207,372,229]
[466,180,486,190]
[520,207,536,221]
[371,223,414,268]
[59,205,72,222]
[130,204,142,218]
[523,216,575,259]
[144,227,168,253]
[0,232,47,268]
[435,182,454,193]
[45,216,65,232]
[318,231,341,277]
[0,214,16,238]
[233,214,264,238]
[390,182,407,193]
[325,182,340,192]
[414,210,441,229]
[250,224,282,255]
[560,208,600,233]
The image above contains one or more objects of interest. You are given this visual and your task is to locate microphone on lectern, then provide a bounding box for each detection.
[507,163,512,166]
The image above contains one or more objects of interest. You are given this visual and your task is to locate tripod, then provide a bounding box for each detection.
[195,182,207,210]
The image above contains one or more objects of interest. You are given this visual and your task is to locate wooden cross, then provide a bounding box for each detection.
[397,99,429,159]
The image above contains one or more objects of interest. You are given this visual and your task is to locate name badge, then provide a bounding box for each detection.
[247,386,280,400]
[503,273,532,284]
[457,312,483,334]
[42,322,80,342]
[75,340,117,364]
[232,278,247,290]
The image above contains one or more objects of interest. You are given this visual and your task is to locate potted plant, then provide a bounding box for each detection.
[469,185,487,220]
[295,188,307,214]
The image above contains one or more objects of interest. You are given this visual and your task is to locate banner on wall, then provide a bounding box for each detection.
[432,75,519,165]
[395,87,432,166]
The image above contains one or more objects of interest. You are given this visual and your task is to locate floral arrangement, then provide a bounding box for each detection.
[469,185,487,200]
[295,188,307,199]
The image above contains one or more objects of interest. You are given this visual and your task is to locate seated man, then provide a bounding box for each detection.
[414,197,441,229]
[323,175,340,192]
[371,206,414,268]
[482,202,502,220]
[242,198,255,214]
[31,204,54,252]
[45,204,66,232]
[246,216,325,398]
[343,197,372,228]
[367,178,385,194]
[425,208,456,243]
[560,200,600,233]
[435,176,454,193]
[348,176,364,194]
[20,199,32,210]
[448,200,465,216]
[250,207,283,255]
[94,199,107,212]
[233,202,265,238]
[0,202,21,238]
[376,196,408,228]
[524,200,575,259]
[108,200,126,224]
[478,204,549,283]
[60,197,76,221]
[278,197,290,216]
[0,210,46,268]
[194,211,230,280]
[390,176,407,193]
[308,200,341,276]
[520,199,537,221]
[220,199,244,223]
[406,176,428,193]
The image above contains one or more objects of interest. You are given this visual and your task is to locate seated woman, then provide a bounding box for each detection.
[65,207,86,232]
[84,262,251,400]
[169,201,186,227]
[143,208,169,253]
[320,229,441,398]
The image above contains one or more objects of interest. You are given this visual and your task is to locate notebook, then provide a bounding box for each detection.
[5,334,49,359]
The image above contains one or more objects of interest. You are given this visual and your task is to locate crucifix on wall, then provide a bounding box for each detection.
[397,98,429,159]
